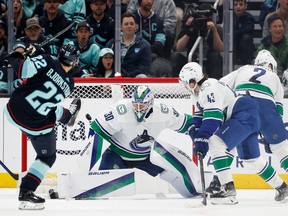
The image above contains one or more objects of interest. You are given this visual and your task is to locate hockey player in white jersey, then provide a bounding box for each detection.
[179,62,288,204]
[220,50,288,200]
[89,85,203,198]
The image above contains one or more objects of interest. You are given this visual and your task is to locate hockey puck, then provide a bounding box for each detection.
[49,189,59,199]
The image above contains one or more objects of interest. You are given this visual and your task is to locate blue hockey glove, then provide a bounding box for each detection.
[187,125,200,141]
[193,134,209,158]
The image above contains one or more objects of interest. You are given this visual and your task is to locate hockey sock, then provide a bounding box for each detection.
[20,160,50,191]
[243,157,283,188]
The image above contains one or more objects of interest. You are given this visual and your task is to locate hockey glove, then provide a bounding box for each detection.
[187,125,200,141]
[24,43,45,57]
[193,133,209,158]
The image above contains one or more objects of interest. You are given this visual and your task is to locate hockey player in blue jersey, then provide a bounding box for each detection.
[179,62,288,205]
[4,44,81,210]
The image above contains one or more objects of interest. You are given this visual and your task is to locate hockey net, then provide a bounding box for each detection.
[21,78,195,191]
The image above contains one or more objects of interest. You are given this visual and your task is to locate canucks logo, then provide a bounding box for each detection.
[129,130,154,152]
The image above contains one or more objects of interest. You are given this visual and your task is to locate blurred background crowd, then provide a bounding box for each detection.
[1,0,287,95]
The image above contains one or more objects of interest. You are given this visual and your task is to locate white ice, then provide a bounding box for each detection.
[0,188,287,216]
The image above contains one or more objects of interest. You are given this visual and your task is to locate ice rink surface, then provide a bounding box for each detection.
[0,189,288,216]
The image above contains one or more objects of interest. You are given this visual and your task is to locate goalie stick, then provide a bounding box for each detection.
[0,160,19,180]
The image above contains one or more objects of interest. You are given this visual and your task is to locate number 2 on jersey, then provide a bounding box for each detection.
[249,67,266,84]
[25,81,64,115]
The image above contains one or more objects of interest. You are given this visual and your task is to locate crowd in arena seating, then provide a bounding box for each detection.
[0,0,287,93]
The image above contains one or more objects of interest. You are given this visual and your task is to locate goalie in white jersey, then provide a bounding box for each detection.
[179,61,288,204]
[90,85,203,198]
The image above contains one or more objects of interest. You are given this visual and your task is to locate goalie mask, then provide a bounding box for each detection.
[132,85,154,122]
[254,49,277,72]
[179,62,204,94]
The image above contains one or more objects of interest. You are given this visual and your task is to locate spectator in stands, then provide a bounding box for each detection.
[0,19,7,93]
[262,0,288,38]
[21,0,37,18]
[39,0,74,49]
[134,0,174,77]
[59,0,86,23]
[13,17,58,56]
[259,0,278,29]
[233,0,255,65]
[134,0,165,58]
[10,0,27,39]
[173,3,223,79]
[94,47,115,77]
[87,0,115,49]
[106,12,151,77]
[65,21,101,77]
[0,1,7,16]
[127,0,177,59]
[173,0,186,45]
[257,13,288,77]
[0,19,7,59]
[105,0,129,19]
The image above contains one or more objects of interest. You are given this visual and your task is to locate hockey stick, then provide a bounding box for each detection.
[39,4,84,48]
[198,152,207,206]
[0,160,19,180]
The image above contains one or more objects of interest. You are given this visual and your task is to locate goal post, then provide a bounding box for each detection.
[21,78,196,193]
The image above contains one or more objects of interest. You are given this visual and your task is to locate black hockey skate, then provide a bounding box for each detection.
[210,181,238,205]
[206,175,221,196]
[67,98,81,126]
[18,189,45,210]
[275,182,288,202]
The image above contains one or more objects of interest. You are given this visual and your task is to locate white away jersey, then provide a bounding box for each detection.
[194,78,237,135]
[221,65,284,104]
[220,65,284,115]
[91,99,192,160]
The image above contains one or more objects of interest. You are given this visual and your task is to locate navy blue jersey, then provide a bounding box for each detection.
[5,54,74,135]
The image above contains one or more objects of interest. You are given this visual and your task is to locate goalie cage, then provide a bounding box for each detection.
[20,78,195,194]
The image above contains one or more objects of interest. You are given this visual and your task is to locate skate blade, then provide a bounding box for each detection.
[210,196,239,205]
[19,201,45,210]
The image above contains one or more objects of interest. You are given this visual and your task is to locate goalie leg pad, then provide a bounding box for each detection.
[151,140,201,198]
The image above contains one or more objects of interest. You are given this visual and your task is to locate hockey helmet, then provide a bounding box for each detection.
[254,49,277,72]
[179,62,204,94]
[58,44,80,67]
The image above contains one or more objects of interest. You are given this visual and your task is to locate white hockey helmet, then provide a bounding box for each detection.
[132,85,154,122]
[178,62,204,94]
[254,49,277,72]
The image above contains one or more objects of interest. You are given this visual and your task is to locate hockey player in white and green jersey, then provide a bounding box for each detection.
[179,61,288,205]
[221,50,288,200]
[90,85,203,198]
